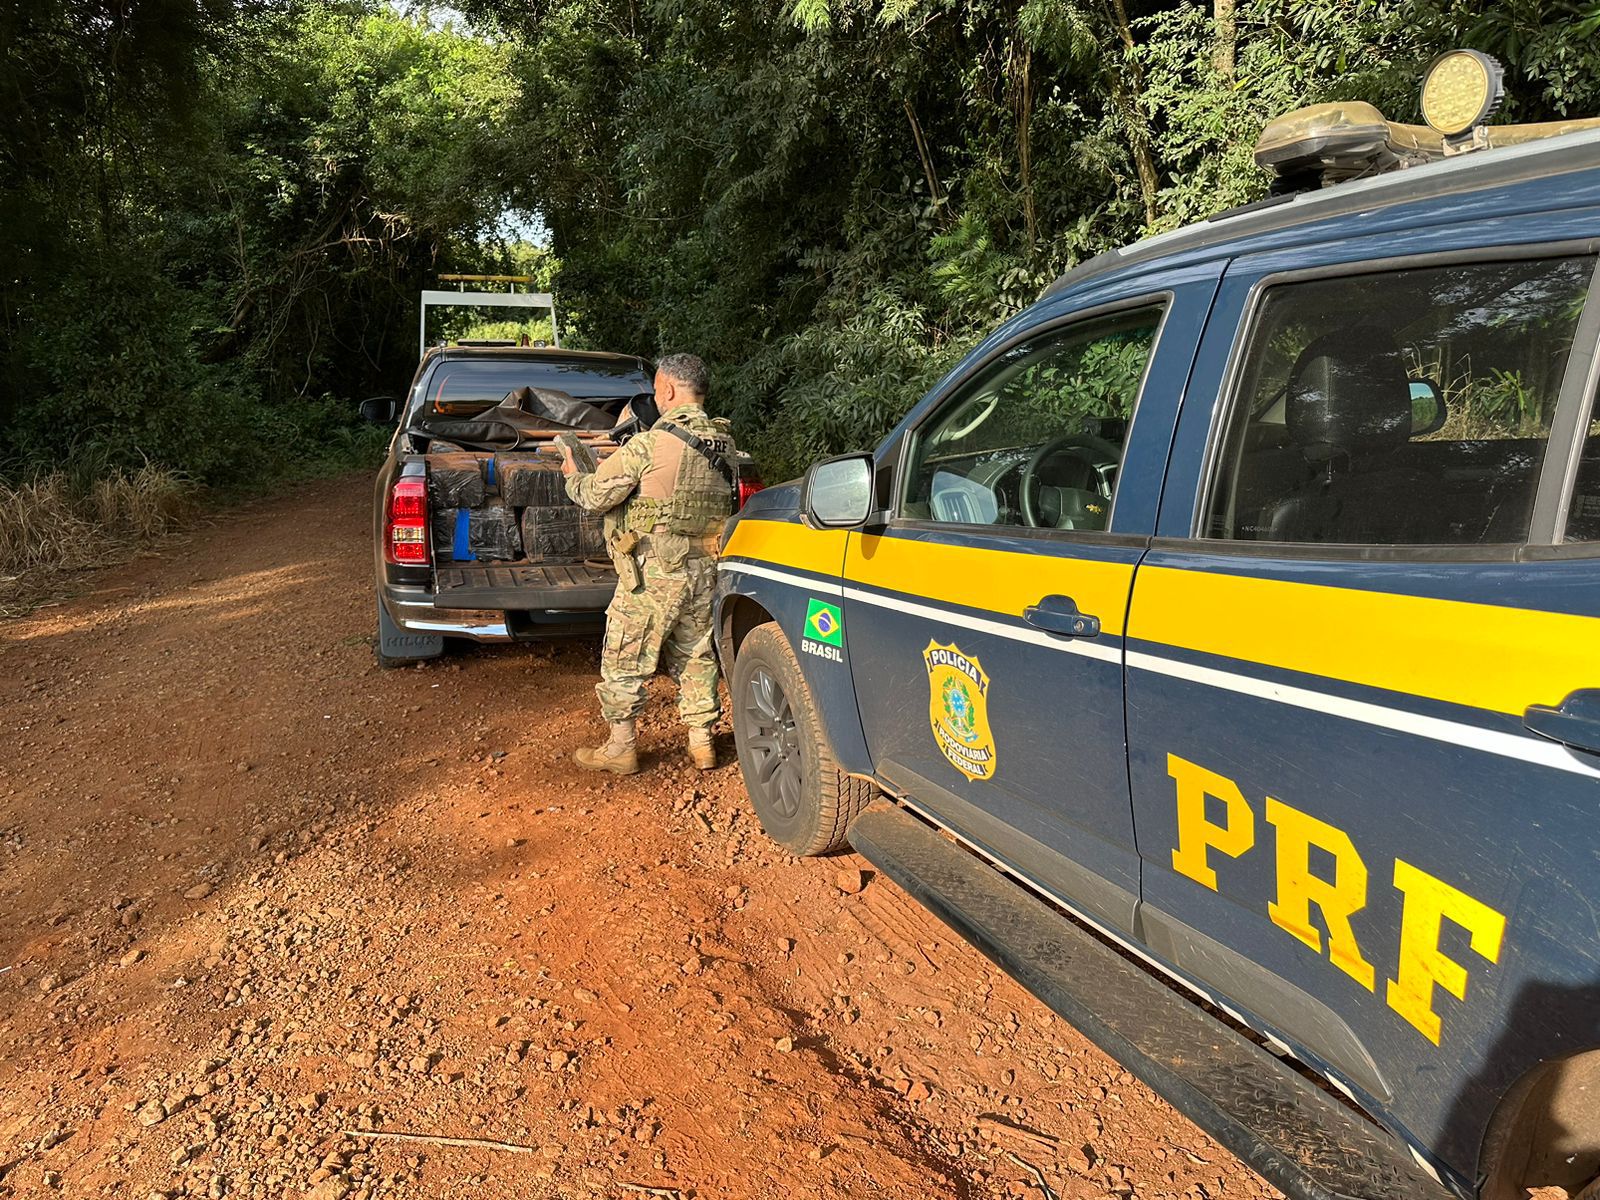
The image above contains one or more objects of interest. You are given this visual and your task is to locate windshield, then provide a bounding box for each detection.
[425,359,651,416]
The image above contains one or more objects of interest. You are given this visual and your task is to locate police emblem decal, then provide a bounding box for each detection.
[923,641,997,781]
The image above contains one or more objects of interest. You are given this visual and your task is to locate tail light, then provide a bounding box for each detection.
[385,476,429,565]
[736,472,764,510]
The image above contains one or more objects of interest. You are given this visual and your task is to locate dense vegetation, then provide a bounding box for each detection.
[3,0,1598,494]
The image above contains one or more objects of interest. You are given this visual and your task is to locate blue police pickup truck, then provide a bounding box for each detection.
[714,53,1600,1200]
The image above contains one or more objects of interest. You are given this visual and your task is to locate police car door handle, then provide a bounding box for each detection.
[1523,690,1600,757]
[1023,594,1101,639]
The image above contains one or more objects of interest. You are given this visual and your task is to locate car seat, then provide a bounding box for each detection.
[1260,326,1438,543]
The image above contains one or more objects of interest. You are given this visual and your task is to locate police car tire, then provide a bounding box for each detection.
[731,622,874,857]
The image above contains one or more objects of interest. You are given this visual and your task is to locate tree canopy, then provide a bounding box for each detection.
[3,0,1597,485]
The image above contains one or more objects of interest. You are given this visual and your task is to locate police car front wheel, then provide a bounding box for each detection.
[730,622,874,856]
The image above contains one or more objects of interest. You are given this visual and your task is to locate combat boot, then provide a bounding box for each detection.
[575,721,639,775]
[688,726,717,771]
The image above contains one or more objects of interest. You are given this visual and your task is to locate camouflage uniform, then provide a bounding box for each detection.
[565,406,735,729]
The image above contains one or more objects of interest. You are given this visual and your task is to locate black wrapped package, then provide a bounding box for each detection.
[431,508,463,562]
[495,452,567,507]
[578,511,605,559]
[468,504,522,561]
[427,452,486,507]
[521,506,580,561]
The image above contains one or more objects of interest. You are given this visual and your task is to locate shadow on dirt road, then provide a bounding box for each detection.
[0,474,1273,1200]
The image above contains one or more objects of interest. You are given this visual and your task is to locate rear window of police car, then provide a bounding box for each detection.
[1205,254,1599,547]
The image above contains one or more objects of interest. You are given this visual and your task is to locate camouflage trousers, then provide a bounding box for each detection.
[596,552,720,728]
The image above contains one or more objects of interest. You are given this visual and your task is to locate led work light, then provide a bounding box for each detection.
[1420,50,1504,139]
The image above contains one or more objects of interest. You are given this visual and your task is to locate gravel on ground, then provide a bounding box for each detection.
[0,474,1280,1200]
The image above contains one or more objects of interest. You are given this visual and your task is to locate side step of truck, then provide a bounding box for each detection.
[847,804,1456,1200]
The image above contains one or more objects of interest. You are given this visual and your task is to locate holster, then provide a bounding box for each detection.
[614,552,642,593]
[611,530,643,592]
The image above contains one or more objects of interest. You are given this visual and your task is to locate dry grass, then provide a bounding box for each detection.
[0,464,196,610]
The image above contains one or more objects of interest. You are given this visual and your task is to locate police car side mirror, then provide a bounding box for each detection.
[1409,379,1447,436]
[803,454,874,528]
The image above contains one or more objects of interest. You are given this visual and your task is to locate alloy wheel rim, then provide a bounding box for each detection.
[742,666,803,819]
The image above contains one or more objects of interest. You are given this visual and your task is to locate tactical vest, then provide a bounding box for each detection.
[615,408,736,540]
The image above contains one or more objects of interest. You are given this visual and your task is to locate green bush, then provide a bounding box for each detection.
[7,0,1600,499]
[0,3,517,496]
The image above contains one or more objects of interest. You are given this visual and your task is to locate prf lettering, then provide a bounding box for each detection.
[1167,753,1506,1046]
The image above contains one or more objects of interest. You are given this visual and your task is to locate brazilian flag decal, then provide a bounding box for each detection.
[805,599,844,647]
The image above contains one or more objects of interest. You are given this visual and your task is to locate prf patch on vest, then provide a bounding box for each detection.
[924,641,997,781]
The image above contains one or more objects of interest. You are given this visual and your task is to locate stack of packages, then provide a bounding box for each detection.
[427,452,522,562]
[428,447,608,565]
[500,451,606,562]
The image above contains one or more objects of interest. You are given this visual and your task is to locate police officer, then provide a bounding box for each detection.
[558,353,735,775]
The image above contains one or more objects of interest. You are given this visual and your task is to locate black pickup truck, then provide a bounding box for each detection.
[372,345,759,665]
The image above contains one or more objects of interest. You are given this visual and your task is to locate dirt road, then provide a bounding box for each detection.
[0,474,1277,1200]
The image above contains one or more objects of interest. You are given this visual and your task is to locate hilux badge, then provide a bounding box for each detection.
[923,641,997,781]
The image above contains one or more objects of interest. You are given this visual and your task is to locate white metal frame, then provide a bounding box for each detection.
[419,289,560,357]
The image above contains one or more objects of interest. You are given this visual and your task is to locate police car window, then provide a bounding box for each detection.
[1567,407,1600,541]
[1207,255,1595,546]
[903,306,1165,531]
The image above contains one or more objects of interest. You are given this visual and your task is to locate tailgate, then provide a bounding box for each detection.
[433,561,616,609]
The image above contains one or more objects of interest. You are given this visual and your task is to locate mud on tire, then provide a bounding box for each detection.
[730,621,874,856]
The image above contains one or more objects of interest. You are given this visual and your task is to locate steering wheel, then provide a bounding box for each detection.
[1019,431,1122,530]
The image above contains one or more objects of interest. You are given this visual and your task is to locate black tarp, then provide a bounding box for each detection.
[415,388,654,451]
